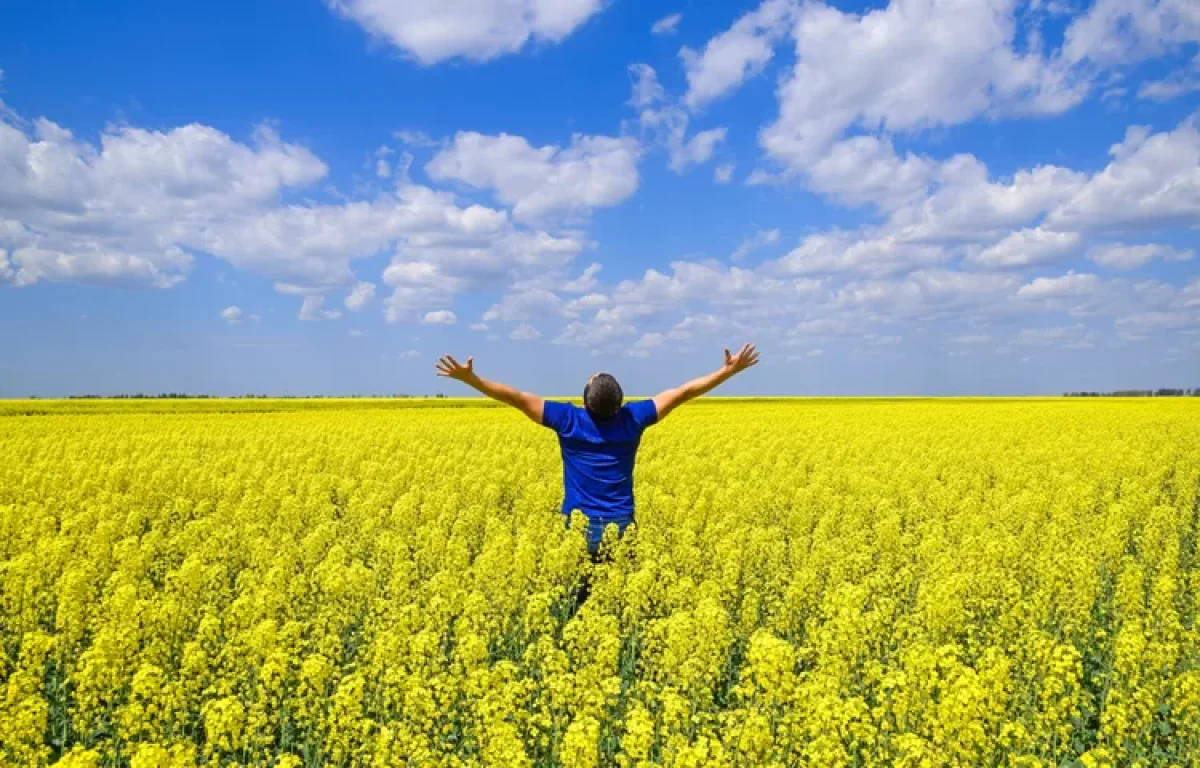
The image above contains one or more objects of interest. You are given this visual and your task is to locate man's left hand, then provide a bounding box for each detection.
[436,355,476,382]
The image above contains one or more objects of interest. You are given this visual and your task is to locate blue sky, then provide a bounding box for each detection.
[1,0,1198,397]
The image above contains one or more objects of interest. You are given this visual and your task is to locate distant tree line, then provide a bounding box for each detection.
[58,393,433,400]
[1064,389,1199,397]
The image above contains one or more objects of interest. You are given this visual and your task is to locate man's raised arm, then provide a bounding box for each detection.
[652,343,759,423]
[435,355,544,424]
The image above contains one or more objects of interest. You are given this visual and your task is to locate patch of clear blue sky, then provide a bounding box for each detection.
[0,1,1198,396]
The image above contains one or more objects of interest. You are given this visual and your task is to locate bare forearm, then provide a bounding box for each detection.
[463,374,523,405]
[679,366,735,401]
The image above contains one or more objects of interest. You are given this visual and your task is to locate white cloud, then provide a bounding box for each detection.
[677,128,727,171]
[651,12,683,36]
[681,0,797,109]
[1182,280,1200,308]
[348,328,365,338]
[0,117,325,288]
[511,322,542,340]
[1011,324,1096,348]
[562,262,602,293]
[635,331,664,349]
[377,194,586,323]
[1045,119,1200,232]
[953,333,991,344]
[299,295,343,321]
[1138,77,1200,102]
[344,281,377,311]
[421,309,457,325]
[732,228,781,262]
[0,104,589,311]
[637,104,727,173]
[970,228,1081,269]
[381,263,463,323]
[667,314,724,340]
[1017,270,1103,300]
[762,0,1082,174]
[803,136,937,212]
[1138,55,1200,101]
[630,64,729,173]
[1062,0,1200,66]
[1116,311,1198,337]
[629,63,666,109]
[469,322,489,331]
[1088,243,1194,270]
[374,146,394,178]
[426,131,640,222]
[888,157,1087,242]
[628,331,665,356]
[394,129,438,148]
[714,163,735,184]
[324,0,607,65]
[221,306,243,324]
[832,269,1019,317]
[399,349,420,359]
[771,231,946,277]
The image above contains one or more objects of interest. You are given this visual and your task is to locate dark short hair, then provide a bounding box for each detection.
[583,373,623,421]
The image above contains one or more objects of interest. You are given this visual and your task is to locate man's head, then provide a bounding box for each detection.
[583,372,623,421]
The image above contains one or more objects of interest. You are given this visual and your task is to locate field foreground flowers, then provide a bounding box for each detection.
[1,398,1198,767]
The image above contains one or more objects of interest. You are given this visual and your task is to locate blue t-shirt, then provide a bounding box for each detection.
[542,399,658,523]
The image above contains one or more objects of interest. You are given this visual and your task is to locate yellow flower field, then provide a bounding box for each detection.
[1,398,1198,767]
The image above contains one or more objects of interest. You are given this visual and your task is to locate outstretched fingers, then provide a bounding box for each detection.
[435,355,457,377]
[740,343,760,368]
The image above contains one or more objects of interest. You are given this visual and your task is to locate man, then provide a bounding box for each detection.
[434,343,760,556]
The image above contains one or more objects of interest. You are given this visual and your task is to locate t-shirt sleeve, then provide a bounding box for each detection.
[542,400,573,434]
[628,398,658,432]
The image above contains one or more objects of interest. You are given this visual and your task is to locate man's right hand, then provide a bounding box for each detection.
[722,343,760,375]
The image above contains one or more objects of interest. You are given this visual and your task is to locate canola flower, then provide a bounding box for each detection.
[0,397,1198,767]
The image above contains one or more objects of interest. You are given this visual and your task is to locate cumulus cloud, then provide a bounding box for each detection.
[713,163,735,184]
[0,117,325,288]
[771,231,945,277]
[426,131,640,222]
[299,295,343,321]
[220,306,243,324]
[394,129,438,148]
[970,229,1081,269]
[421,309,457,325]
[1138,55,1200,101]
[510,322,542,340]
[0,101,596,314]
[1011,324,1096,348]
[344,281,376,311]
[1062,0,1200,66]
[1044,119,1200,232]
[731,229,781,262]
[1017,271,1103,300]
[761,0,1082,174]
[681,0,797,109]
[324,0,607,65]
[1088,243,1194,270]
[629,64,729,173]
[628,331,666,357]
[651,12,683,36]
[954,333,992,345]
[562,262,602,293]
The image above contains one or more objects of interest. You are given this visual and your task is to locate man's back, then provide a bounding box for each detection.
[542,399,658,523]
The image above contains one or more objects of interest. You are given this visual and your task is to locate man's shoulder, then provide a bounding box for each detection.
[543,400,583,433]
